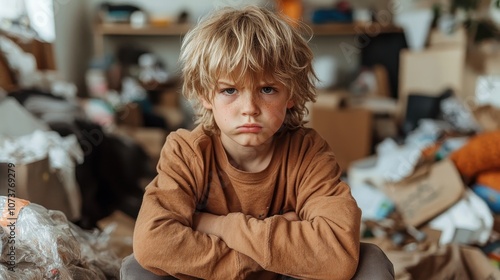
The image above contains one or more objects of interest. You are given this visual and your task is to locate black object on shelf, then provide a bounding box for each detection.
[403,88,454,135]
[361,33,408,100]
[99,3,142,23]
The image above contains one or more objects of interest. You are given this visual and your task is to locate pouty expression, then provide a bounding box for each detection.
[203,75,294,150]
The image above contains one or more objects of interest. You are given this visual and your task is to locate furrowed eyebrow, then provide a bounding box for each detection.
[260,82,277,86]
[217,82,234,86]
[217,79,234,84]
[216,79,279,87]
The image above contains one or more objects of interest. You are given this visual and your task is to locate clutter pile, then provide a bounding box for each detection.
[0,29,164,279]
[348,83,500,278]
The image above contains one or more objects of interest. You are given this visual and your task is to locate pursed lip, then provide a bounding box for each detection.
[239,123,262,128]
[237,123,263,132]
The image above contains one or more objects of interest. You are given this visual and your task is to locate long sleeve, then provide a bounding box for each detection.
[133,131,264,279]
[134,127,361,280]
[214,134,362,280]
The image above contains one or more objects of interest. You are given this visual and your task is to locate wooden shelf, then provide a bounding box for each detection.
[95,22,402,37]
[96,23,192,36]
[93,21,402,56]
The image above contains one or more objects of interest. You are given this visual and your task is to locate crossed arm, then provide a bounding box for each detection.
[134,176,360,280]
[189,197,360,280]
[193,211,300,236]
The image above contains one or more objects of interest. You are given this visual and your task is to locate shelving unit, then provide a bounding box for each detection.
[93,23,191,56]
[97,22,192,36]
[93,22,403,56]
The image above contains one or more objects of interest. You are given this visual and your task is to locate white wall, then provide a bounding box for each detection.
[53,0,93,94]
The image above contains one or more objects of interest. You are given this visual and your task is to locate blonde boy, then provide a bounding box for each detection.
[122,5,394,280]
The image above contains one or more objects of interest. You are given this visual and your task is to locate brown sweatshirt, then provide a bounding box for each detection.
[133,125,361,280]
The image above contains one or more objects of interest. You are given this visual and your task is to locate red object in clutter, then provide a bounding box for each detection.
[335,1,351,13]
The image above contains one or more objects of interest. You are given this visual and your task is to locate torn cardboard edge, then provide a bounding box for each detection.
[383,158,465,227]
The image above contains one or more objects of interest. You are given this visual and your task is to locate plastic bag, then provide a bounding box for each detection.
[0,197,120,279]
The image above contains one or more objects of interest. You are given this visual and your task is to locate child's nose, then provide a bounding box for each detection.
[241,92,260,116]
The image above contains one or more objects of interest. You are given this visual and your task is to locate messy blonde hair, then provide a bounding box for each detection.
[180,5,317,132]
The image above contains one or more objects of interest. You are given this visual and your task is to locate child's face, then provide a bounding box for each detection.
[203,74,294,148]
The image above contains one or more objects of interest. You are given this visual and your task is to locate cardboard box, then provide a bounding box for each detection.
[398,46,465,121]
[0,158,73,218]
[310,104,372,172]
[428,27,467,48]
[382,159,465,227]
[468,41,500,76]
[396,28,467,118]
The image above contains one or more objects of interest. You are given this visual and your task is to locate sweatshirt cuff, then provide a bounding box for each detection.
[219,212,277,269]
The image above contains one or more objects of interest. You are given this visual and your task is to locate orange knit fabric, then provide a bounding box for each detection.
[450,130,500,179]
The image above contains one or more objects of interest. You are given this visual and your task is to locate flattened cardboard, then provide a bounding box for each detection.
[383,159,465,227]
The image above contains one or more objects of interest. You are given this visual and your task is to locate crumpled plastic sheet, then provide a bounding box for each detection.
[0,197,120,279]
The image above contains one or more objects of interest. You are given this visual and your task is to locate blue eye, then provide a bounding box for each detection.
[222,88,237,95]
[261,87,275,94]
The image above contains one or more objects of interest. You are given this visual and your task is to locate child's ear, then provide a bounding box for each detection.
[286,100,294,109]
[202,98,213,109]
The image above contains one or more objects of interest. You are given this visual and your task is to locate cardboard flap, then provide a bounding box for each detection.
[383,159,465,227]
